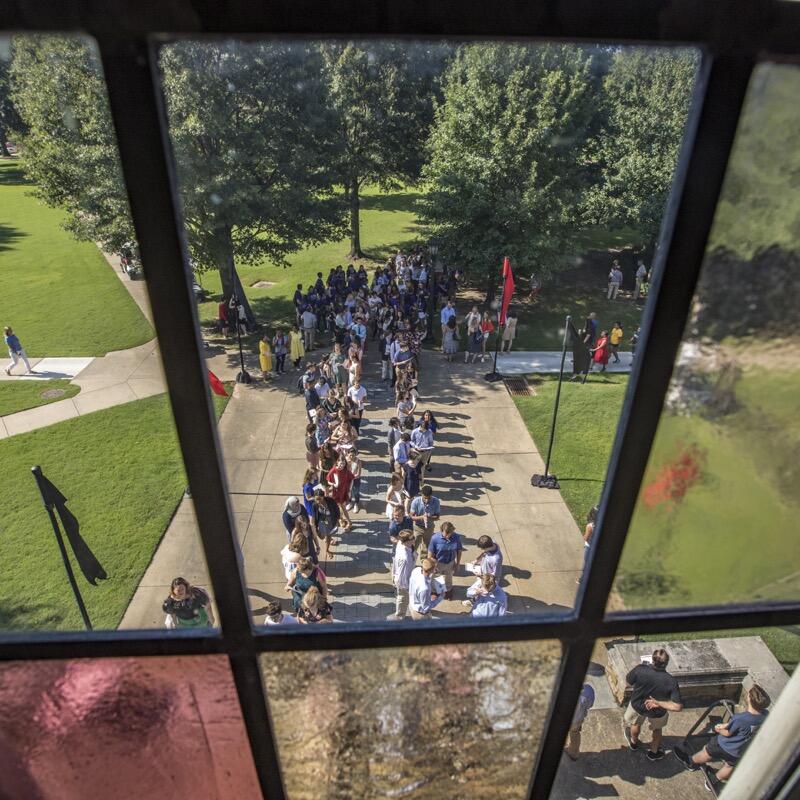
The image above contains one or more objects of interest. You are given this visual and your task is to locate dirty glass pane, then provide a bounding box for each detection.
[0,34,217,632]
[261,640,561,798]
[549,628,794,799]
[0,655,261,799]
[155,39,697,627]
[611,63,800,612]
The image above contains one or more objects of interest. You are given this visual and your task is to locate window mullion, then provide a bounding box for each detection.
[96,35,286,800]
[577,49,755,624]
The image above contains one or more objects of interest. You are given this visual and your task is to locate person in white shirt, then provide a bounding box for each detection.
[408,558,443,620]
[607,260,623,300]
[634,260,648,300]
[347,378,367,432]
[264,600,300,626]
[314,376,330,402]
[387,530,416,620]
[301,308,317,350]
[501,311,518,352]
[465,574,508,618]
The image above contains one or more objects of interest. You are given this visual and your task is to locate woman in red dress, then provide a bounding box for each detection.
[326,453,354,530]
[591,330,610,372]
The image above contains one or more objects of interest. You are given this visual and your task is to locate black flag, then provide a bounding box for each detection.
[34,469,107,585]
[568,318,591,377]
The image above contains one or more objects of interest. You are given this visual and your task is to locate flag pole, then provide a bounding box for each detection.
[485,256,508,383]
[31,466,93,630]
[531,315,570,490]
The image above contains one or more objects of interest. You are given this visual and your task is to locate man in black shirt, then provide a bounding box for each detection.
[623,648,683,761]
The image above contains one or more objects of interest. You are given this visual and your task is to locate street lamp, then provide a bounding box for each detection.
[229,261,252,384]
[426,238,441,339]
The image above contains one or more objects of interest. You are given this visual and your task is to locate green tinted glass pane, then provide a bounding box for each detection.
[611,63,800,611]
[261,641,561,799]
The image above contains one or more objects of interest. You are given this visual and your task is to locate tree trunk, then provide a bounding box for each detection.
[347,181,363,259]
[215,227,255,325]
[0,124,10,157]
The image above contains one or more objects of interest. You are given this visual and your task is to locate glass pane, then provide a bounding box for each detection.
[0,34,218,632]
[549,628,794,799]
[612,63,800,611]
[261,641,561,798]
[156,39,696,626]
[0,655,261,798]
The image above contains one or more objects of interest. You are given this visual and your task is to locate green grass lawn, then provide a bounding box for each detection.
[513,366,800,669]
[513,373,629,524]
[0,159,154,356]
[196,186,424,331]
[0,390,229,631]
[0,379,80,416]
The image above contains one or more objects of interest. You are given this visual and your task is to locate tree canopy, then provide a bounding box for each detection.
[419,43,595,293]
[583,47,698,249]
[320,41,447,257]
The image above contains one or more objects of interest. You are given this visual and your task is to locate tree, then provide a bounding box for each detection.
[160,41,345,299]
[420,43,595,299]
[0,55,24,157]
[320,42,447,258]
[10,37,346,308]
[10,36,134,251]
[583,48,698,252]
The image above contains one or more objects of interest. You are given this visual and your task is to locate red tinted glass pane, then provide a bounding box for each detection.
[0,655,261,799]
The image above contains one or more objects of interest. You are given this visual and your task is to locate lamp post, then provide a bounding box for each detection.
[484,297,503,382]
[230,261,252,384]
[427,238,440,340]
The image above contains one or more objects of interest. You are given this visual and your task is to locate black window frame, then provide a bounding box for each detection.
[2,2,800,799]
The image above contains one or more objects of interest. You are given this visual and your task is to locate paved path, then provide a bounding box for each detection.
[122,345,585,628]
[494,349,633,374]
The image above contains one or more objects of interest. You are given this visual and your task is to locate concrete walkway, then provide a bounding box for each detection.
[122,345,585,628]
[494,349,633,374]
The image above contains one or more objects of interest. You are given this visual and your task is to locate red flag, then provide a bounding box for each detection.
[208,369,228,397]
[500,256,515,325]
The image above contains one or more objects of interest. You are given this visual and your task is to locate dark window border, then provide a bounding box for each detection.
[2,3,800,799]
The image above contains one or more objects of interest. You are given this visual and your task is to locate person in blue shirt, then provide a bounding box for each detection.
[466,574,507,618]
[676,684,771,786]
[427,521,464,600]
[4,326,34,375]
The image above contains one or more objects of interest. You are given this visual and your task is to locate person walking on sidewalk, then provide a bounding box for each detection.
[4,327,34,375]
[610,321,623,364]
[428,521,464,600]
[465,305,482,364]
[500,309,518,352]
[480,311,495,362]
[623,648,684,761]
[388,529,416,621]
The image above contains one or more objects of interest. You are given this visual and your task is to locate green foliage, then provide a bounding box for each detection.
[583,47,698,246]
[0,379,79,417]
[707,64,800,257]
[319,42,448,255]
[160,41,346,292]
[0,159,153,356]
[0,50,24,156]
[10,36,134,253]
[420,44,596,288]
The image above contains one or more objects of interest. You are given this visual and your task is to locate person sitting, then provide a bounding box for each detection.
[675,684,771,790]
[464,574,507,617]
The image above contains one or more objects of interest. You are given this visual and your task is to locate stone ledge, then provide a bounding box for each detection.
[606,637,788,707]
